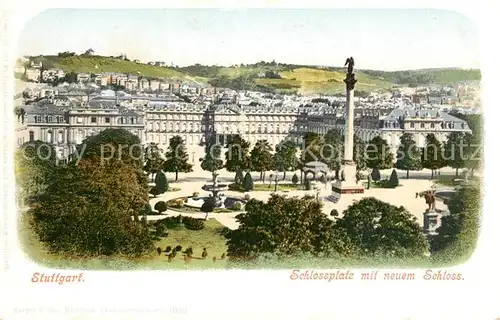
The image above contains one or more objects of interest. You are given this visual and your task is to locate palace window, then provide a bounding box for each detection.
[29,131,34,142]
[420,123,425,129]
[105,117,111,123]
[47,130,53,143]
[91,116,97,123]
[431,123,435,128]
[58,131,64,143]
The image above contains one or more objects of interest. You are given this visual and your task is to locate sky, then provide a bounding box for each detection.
[17,9,480,71]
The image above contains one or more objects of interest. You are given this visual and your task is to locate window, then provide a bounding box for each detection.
[91,117,97,123]
[76,117,83,123]
[58,131,64,143]
[35,115,41,123]
[431,123,435,128]
[105,117,111,123]
[130,117,135,124]
[47,130,53,142]
[420,123,425,129]
[29,131,34,142]
[410,123,415,128]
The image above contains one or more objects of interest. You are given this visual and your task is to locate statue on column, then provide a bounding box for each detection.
[344,57,355,75]
[344,57,357,91]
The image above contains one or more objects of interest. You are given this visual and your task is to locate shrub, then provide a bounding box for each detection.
[292,173,299,185]
[150,186,161,197]
[156,247,162,255]
[305,178,312,190]
[184,217,205,230]
[232,201,243,211]
[155,223,166,237]
[221,253,226,259]
[388,169,399,188]
[202,248,208,259]
[371,168,381,182]
[244,194,251,201]
[165,246,172,253]
[330,209,339,217]
[158,215,181,228]
[154,201,167,214]
[170,198,185,208]
[243,172,254,191]
[139,203,152,216]
[175,245,182,252]
[192,191,200,197]
[155,171,169,193]
[218,227,232,238]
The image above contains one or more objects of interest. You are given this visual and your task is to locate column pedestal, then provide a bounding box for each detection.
[332,161,364,194]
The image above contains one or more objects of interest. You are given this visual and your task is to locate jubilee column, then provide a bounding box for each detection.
[332,57,364,195]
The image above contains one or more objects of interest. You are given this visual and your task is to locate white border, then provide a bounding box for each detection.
[1,2,499,319]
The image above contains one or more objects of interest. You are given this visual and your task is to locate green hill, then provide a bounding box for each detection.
[28,55,481,94]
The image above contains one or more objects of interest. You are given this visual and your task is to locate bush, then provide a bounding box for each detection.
[184,217,205,230]
[371,168,381,181]
[201,200,215,214]
[305,178,312,190]
[155,223,166,237]
[292,173,299,185]
[170,198,185,208]
[330,209,339,217]
[150,186,161,197]
[154,201,167,214]
[388,169,399,188]
[202,248,208,259]
[157,215,181,228]
[232,201,243,211]
[139,203,152,216]
[165,246,172,253]
[192,191,200,197]
[155,171,169,193]
[244,194,251,201]
[243,172,254,191]
[175,245,182,252]
[156,247,162,255]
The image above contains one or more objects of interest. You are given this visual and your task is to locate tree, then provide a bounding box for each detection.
[388,169,399,187]
[431,185,480,258]
[200,141,223,175]
[28,157,153,257]
[234,167,244,185]
[322,129,343,172]
[422,134,445,178]
[144,143,163,182]
[83,48,95,56]
[154,201,167,214]
[75,128,143,169]
[243,172,254,192]
[163,136,193,181]
[226,195,347,260]
[334,198,428,258]
[15,141,58,202]
[302,132,322,164]
[250,140,273,182]
[201,200,215,220]
[444,132,467,176]
[353,135,367,172]
[292,173,299,185]
[154,171,168,193]
[464,132,482,176]
[395,133,422,179]
[273,141,299,180]
[225,135,251,172]
[366,136,394,170]
[370,168,381,182]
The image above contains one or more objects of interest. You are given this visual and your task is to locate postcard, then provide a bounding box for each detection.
[1,5,498,320]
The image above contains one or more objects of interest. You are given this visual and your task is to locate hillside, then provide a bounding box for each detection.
[27,56,481,94]
[31,55,207,83]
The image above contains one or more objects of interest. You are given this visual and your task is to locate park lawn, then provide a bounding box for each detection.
[18,212,229,270]
[150,219,229,269]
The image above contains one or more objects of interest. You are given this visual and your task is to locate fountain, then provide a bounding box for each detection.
[201,172,229,208]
